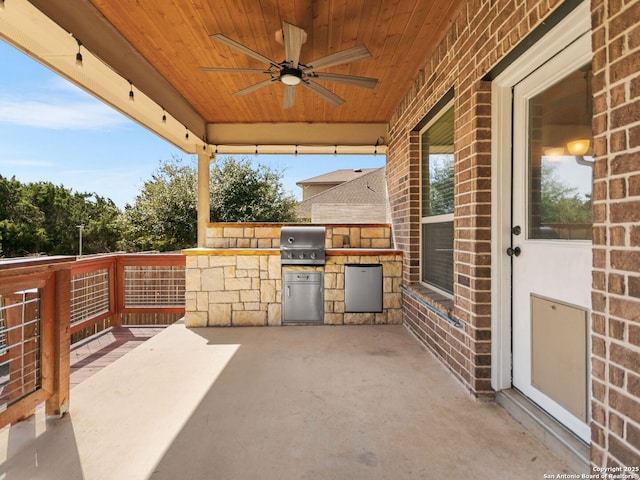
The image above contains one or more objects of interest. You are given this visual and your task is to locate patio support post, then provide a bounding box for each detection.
[197,152,212,247]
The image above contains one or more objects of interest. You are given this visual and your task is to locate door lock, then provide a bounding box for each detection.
[512,225,522,235]
[506,246,521,257]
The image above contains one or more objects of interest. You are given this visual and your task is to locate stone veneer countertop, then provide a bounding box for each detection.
[182,248,402,256]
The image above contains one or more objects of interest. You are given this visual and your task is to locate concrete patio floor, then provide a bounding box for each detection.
[1,321,577,479]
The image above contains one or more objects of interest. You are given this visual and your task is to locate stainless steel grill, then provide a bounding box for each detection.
[280,226,326,265]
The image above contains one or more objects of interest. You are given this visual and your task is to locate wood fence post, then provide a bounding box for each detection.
[45,267,71,418]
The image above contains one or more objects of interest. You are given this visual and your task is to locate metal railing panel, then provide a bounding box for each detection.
[70,268,111,327]
[0,291,42,413]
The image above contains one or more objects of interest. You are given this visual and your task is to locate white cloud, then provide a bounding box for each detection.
[0,96,127,130]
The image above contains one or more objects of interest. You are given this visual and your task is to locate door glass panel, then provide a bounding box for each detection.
[527,64,593,240]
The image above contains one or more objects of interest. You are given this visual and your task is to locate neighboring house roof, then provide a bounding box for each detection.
[296,167,387,222]
[296,168,379,186]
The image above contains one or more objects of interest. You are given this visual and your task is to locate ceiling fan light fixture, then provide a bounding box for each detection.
[280,68,302,86]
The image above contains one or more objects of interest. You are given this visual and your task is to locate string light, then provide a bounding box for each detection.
[75,40,83,68]
[184,126,189,141]
[128,82,135,102]
[161,107,167,124]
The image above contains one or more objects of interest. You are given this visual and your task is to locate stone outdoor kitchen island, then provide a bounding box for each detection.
[183,223,403,327]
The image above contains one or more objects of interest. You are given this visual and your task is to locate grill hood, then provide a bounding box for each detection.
[280,226,326,265]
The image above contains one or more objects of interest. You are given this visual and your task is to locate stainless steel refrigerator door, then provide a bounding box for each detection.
[344,264,383,313]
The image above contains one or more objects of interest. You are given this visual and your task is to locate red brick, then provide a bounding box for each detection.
[608,274,626,295]
[609,1,640,38]
[609,389,640,424]
[610,226,625,246]
[609,411,625,436]
[610,98,640,129]
[611,250,640,272]
[609,318,626,339]
[632,226,640,247]
[610,84,627,108]
[630,175,640,197]
[629,372,640,397]
[610,202,640,223]
[610,364,625,386]
[610,297,640,320]
[630,325,640,347]
[610,343,640,372]
[630,277,640,299]
[609,435,640,470]
[609,178,627,199]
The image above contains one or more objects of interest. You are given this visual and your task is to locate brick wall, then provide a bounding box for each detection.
[387,0,552,399]
[590,0,640,469]
[387,0,640,468]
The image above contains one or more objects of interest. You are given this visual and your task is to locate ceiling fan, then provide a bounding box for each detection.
[200,21,378,109]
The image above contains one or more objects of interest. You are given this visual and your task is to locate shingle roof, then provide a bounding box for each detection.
[296,167,386,218]
[296,168,379,186]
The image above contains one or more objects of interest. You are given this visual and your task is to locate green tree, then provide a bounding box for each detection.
[426,155,454,216]
[120,157,198,252]
[0,175,122,257]
[210,157,298,222]
[540,163,592,224]
[0,175,47,256]
[120,155,299,251]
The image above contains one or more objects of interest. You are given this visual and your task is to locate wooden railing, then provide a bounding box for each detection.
[0,253,185,428]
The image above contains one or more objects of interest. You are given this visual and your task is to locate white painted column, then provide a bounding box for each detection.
[197,152,212,247]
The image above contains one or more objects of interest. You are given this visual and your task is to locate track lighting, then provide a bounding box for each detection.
[128,82,135,102]
[75,40,83,68]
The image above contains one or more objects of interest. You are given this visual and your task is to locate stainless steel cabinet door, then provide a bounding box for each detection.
[282,272,323,324]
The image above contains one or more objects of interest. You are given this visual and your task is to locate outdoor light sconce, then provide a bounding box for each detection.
[567,139,594,167]
[543,139,593,167]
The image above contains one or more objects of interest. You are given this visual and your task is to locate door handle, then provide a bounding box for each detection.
[506,246,521,257]
[286,286,291,298]
[512,225,522,235]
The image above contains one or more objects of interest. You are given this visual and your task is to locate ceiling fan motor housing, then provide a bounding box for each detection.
[280,67,302,85]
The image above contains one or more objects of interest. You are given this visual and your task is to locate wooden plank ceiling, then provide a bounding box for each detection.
[87,0,464,125]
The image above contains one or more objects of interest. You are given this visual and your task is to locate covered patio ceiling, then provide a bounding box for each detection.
[0,0,464,154]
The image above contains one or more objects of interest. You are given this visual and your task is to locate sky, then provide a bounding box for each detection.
[0,40,385,208]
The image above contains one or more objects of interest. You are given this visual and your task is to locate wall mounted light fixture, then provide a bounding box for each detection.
[566,139,590,156]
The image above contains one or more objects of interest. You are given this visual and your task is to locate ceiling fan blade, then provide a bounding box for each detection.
[210,33,278,67]
[283,85,296,109]
[310,72,378,89]
[200,67,270,74]
[282,22,306,69]
[304,44,371,72]
[232,78,276,96]
[301,80,344,107]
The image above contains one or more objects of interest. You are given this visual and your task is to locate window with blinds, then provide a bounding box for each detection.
[420,102,454,295]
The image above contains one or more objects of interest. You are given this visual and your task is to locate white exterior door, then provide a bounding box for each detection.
[511,32,592,443]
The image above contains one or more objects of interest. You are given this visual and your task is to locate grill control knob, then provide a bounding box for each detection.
[299,253,304,259]
[288,252,293,259]
[310,252,316,259]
